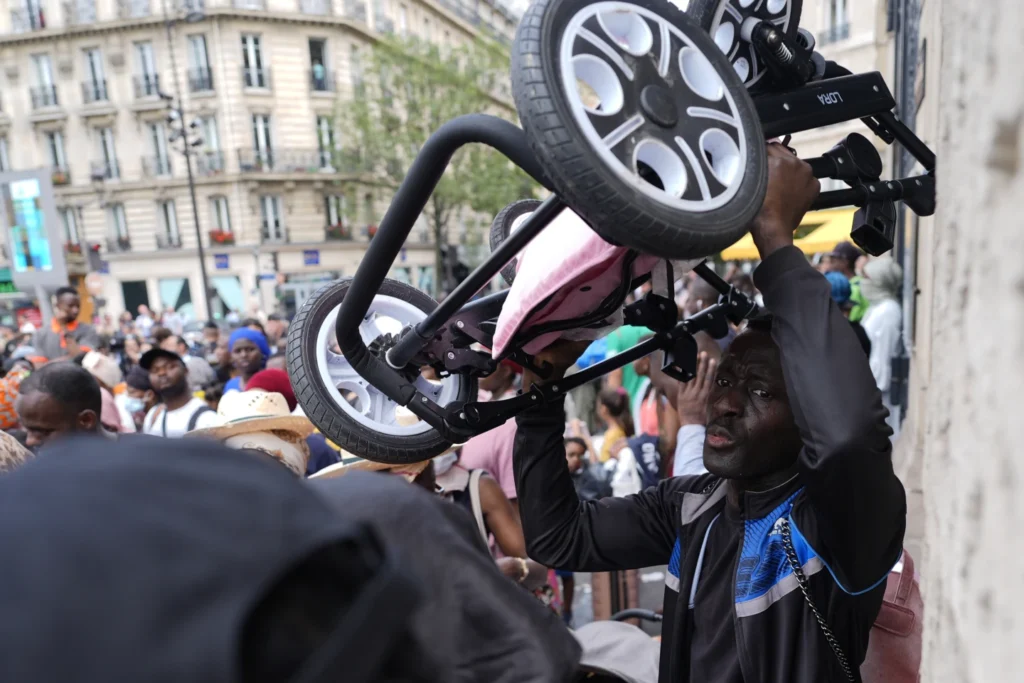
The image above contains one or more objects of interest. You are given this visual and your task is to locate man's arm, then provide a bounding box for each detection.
[751,146,905,593]
[515,398,685,572]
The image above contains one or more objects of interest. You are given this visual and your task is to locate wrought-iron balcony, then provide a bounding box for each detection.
[81,79,108,104]
[187,67,214,93]
[30,85,59,109]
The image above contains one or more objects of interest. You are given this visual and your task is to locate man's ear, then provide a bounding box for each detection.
[79,410,99,431]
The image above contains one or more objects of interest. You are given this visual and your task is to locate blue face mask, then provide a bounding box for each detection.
[123,396,146,414]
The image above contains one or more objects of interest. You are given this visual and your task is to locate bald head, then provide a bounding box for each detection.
[684,278,722,317]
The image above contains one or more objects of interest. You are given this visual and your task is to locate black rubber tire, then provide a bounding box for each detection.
[287,277,477,464]
[512,0,766,260]
[489,199,543,285]
[686,0,803,92]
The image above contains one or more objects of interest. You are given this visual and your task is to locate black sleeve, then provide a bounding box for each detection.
[754,246,906,592]
[514,398,686,572]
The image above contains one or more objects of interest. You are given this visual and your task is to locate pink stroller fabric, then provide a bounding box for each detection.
[491,207,700,358]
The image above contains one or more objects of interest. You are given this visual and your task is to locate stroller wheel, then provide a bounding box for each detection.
[685,0,804,91]
[489,199,542,285]
[287,278,477,464]
[512,0,766,260]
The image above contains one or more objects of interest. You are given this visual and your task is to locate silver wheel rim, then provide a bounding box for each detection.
[314,293,464,437]
[558,1,748,213]
[709,0,793,89]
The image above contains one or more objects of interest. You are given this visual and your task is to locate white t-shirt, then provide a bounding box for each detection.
[143,398,220,438]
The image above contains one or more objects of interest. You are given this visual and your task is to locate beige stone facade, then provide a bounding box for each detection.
[0,0,516,319]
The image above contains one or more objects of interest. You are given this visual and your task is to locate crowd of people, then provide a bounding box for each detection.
[0,145,911,682]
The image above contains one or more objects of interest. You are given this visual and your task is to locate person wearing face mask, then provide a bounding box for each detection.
[120,366,158,433]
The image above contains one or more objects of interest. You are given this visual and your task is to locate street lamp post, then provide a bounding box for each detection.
[161,0,213,319]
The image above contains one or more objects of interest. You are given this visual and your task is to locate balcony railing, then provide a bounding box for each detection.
[242,66,270,89]
[64,0,96,24]
[820,22,851,46]
[51,166,71,186]
[90,160,120,181]
[187,67,214,93]
[325,223,353,241]
[310,68,336,92]
[117,0,150,18]
[233,0,265,8]
[261,223,287,243]
[10,7,46,33]
[176,0,204,12]
[156,234,182,249]
[106,235,132,253]
[299,0,331,14]
[239,148,360,173]
[30,85,59,109]
[81,79,108,104]
[195,150,225,175]
[141,155,173,177]
[133,74,161,98]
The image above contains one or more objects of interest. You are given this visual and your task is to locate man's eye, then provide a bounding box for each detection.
[752,388,772,399]
[716,378,731,387]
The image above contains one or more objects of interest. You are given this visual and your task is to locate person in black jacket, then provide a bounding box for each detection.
[513,144,906,683]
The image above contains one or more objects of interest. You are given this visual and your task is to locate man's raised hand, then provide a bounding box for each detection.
[750,143,820,259]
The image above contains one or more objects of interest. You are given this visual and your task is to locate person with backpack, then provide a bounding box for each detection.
[140,349,218,437]
[512,145,906,683]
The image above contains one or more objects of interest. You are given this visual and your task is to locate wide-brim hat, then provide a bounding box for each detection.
[187,391,315,440]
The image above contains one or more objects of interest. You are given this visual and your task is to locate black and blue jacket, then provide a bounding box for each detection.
[514,247,906,682]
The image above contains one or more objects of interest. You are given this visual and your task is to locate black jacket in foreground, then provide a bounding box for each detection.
[514,246,907,683]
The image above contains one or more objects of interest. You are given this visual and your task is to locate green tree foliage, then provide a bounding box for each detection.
[339,35,536,295]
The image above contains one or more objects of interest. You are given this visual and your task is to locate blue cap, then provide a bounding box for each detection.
[823,271,851,305]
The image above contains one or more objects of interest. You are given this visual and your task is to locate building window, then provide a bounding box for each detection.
[242,34,268,88]
[108,203,130,251]
[31,54,58,107]
[210,195,232,236]
[196,115,223,174]
[316,115,338,168]
[61,208,80,246]
[158,200,180,247]
[134,41,159,96]
[325,195,349,239]
[187,35,214,92]
[260,195,285,242]
[309,38,330,91]
[83,47,107,102]
[0,137,9,171]
[45,131,67,169]
[251,114,273,169]
[823,0,849,44]
[423,17,431,40]
[350,44,363,91]
[97,126,120,179]
[399,4,407,35]
[148,122,172,176]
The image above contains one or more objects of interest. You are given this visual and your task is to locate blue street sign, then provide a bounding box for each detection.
[303,249,320,266]
[214,254,229,270]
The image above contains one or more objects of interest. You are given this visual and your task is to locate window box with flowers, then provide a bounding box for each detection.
[209,229,235,246]
[325,223,351,241]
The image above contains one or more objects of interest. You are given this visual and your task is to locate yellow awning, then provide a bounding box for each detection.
[719,208,858,261]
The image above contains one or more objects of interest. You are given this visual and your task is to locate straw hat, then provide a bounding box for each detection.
[310,406,434,481]
[187,391,314,441]
[82,351,123,389]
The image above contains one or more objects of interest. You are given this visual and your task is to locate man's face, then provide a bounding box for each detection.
[56,293,80,324]
[232,339,264,375]
[703,330,802,480]
[565,441,586,473]
[266,319,288,343]
[16,390,96,449]
[148,356,188,395]
[214,339,231,367]
[159,336,178,353]
[826,256,851,275]
[126,385,157,409]
[203,327,220,343]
